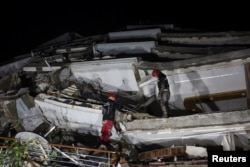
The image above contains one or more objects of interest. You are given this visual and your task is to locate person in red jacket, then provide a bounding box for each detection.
[100,93,120,144]
[152,69,170,118]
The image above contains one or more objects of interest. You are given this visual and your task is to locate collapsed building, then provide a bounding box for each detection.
[0,24,250,166]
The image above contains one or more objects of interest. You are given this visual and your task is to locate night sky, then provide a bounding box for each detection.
[2,1,250,62]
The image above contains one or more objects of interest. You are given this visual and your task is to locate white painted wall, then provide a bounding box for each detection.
[108,28,161,40]
[93,41,156,56]
[70,58,139,92]
[35,94,121,140]
[168,65,246,111]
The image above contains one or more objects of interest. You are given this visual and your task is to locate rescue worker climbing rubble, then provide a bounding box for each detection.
[152,69,170,118]
[100,93,123,146]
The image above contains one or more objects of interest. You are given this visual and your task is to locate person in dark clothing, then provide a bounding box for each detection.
[100,93,122,144]
[152,69,170,118]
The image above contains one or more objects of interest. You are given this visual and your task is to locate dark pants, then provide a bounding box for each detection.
[159,90,170,117]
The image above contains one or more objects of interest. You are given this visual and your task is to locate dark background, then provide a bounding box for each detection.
[1,1,250,62]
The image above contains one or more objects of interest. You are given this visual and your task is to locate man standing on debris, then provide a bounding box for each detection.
[152,69,170,118]
[100,93,122,145]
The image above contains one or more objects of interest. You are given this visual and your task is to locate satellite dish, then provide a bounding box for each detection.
[15,132,51,162]
[15,132,82,166]
[15,132,51,149]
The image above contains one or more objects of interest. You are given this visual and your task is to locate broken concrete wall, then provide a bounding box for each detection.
[1,90,45,132]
